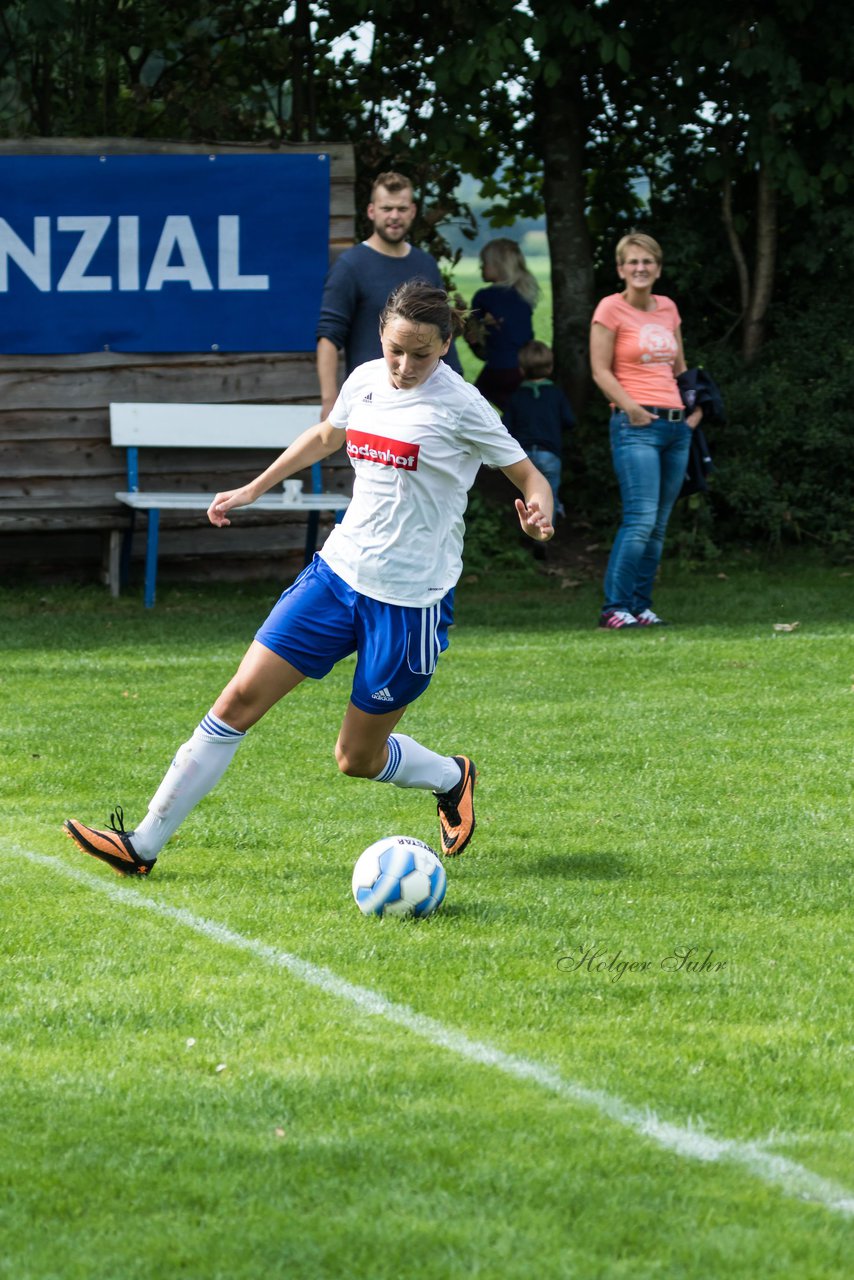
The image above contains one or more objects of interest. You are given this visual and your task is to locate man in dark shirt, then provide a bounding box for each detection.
[316,171,461,419]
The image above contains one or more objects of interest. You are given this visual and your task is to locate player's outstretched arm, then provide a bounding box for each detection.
[502,458,555,543]
[208,420,346,527]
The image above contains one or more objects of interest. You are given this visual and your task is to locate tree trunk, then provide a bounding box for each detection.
[291,0,317,141]
[722,173,750,315]
[722,163,777,364]
[743,164,777,364]
[537,81,595,413]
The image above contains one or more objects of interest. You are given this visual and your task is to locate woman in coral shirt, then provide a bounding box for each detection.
[590,233,703,629]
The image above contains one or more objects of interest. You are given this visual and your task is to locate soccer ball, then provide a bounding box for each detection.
[352,836,447,919]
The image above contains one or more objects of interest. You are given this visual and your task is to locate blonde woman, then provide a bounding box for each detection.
[465,238,540,411]
[590,232,703,629]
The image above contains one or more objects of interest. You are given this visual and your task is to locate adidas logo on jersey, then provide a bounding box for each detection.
[371,686,394,703]
[362,392,373,403]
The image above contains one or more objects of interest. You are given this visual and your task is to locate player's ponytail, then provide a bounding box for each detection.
[380,280,467,343]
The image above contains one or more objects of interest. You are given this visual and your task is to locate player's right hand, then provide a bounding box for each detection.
[207,487,252,527]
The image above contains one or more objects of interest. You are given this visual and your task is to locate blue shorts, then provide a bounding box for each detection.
[255,556,454,714]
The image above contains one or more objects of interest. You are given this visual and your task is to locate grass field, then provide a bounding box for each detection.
[448,256,553,384]
[1,557,853,1279]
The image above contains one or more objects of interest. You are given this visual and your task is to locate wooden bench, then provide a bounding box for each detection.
[110,402,349,607]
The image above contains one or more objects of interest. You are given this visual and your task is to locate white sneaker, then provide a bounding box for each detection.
[634,608,666,625]
[598,608,639,630]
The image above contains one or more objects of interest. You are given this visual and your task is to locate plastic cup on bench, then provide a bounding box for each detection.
[282,479,303,502]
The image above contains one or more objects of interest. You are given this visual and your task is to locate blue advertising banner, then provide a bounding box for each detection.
[0,153,330,353]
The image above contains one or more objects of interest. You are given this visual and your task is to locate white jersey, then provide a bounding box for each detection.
[321,359,527,607]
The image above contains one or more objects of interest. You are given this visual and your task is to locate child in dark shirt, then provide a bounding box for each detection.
[503,340,574,518]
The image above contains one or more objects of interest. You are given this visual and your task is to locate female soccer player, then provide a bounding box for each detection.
[64,281,554,876]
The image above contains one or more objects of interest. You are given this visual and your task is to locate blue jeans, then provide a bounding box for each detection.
[527,447,564,517]
[603,411,692,613]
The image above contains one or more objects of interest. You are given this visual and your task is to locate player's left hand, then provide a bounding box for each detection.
[515,498,555,542]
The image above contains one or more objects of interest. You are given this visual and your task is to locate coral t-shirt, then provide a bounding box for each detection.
[592,293,683,408]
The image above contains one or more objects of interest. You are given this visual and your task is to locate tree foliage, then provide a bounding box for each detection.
[1,0,852,550]
[1,1,352,140]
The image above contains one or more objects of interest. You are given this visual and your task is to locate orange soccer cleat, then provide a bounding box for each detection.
[63,806,156,877]
[435,756,477,856]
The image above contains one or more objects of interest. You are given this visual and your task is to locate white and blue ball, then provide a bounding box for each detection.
[352,836,446,918]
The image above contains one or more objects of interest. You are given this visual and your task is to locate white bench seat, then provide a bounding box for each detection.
[114,491,347,511]
[110,402,349,607]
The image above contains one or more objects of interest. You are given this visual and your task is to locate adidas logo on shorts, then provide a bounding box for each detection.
[371,686,394,703]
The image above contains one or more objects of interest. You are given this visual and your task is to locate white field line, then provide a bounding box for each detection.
[11,845,854,1220]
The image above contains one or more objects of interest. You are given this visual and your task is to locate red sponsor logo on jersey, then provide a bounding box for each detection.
[346,429,420,471]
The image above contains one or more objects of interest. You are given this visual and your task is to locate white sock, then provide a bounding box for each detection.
[131,711,246,857]
[373,733,462,793]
